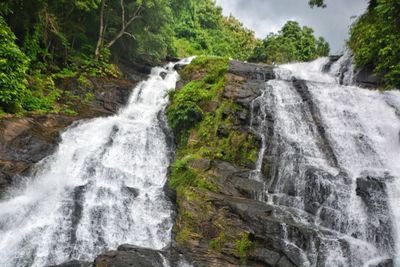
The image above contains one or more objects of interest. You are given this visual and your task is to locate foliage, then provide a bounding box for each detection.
[349,0,400,88]
[173,0,259,60]
[235,233,255,264]
[0,16,29,112]
[100,0,175,65]
[309,0,326,8]
[249,21,330,64]
[167,56,228,142]
[209,232,227,252]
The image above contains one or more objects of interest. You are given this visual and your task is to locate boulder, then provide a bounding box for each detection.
[94,248,165,267]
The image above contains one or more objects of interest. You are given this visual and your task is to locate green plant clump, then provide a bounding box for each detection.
[235,233,255,264]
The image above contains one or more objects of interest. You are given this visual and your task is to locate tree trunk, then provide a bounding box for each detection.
[95,0,106,59]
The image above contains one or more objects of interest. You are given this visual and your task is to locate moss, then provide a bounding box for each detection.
[168,57,260,258]
[209,232,227,252]
[167,56,229,143]
[174,188,214,245]
[169,156,198,189]
[235,233,255,264]
[179,56,229,82]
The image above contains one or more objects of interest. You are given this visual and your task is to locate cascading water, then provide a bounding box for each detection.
[250,55,400,266]
[0,58,192,267]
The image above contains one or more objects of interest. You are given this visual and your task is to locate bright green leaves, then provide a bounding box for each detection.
[0,16,30,112]
[167,56,229,143]
[349,0,400,88]
[73,0,102,11]
[172,0,258,61]
[249,21,330,64]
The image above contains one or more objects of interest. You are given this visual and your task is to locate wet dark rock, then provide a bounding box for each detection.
[368,258,394,267]
[94,246,166,267]
[224,61,274,109]
[322,54,383,88]
[354,64,383,88]
[322,55,341,73]
[356,175,394,253]
[174,63,187,71]
[0,115,77,192]
[160,71,167,79]
[229,61,275,81]
[48,260,92,267]
[225,74,265,108]
[122,186,140,198]
[166,55,180,62]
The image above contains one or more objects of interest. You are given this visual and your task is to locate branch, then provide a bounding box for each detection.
[124,32,136,40]
[120,0,125,28]
[125,4,143,28]
[106,4,143,49]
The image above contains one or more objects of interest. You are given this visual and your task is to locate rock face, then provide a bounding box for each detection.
[323,54,383,88]
[0,115,75,193]
[93,245,167,267]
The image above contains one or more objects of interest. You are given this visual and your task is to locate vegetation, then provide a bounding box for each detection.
[249,21,330,64]
[235,233,255,264]
[308,0,326,8]
[173,0,259,60]
[0,16,29,113]
[349,0,400,88]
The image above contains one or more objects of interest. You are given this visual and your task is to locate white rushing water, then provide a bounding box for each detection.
[252,55,400,266]
[0,58,192,267]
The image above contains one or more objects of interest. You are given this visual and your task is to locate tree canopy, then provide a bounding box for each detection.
[249,21,330,64]
[173,0,259,61]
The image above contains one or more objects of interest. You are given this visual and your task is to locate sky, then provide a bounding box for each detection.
[215,0,368,54]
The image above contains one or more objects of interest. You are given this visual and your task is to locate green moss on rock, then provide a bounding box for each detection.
[167,56,260,261]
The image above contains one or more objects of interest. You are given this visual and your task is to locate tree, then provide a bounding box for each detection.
[172,0,258,60]
[249,21,330,64]
[309,0,326,8]
[0,16,29,112]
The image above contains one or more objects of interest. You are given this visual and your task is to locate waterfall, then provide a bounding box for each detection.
[251,56,400,266]
[0,58,192,267]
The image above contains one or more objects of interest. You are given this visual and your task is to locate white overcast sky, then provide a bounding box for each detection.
[215,0,368,54]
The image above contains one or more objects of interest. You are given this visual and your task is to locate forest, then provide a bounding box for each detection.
[0,0,399,115]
